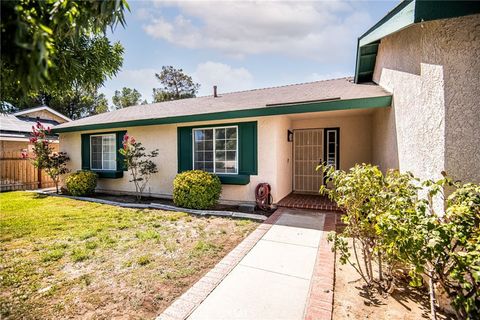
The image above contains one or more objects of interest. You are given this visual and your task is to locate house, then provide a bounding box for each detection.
[0,105,71,154]
[53,1,480,205]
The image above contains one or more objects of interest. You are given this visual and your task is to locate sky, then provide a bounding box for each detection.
[101,0,398,103]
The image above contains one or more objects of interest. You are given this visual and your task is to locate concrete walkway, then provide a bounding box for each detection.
[188,209,326,320]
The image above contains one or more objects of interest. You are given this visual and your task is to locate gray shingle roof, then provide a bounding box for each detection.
[55,77,391,130]
[0,114,58,133]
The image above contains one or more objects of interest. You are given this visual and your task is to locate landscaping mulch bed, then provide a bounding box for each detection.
[0,191,259,319]
[91,192,275,216]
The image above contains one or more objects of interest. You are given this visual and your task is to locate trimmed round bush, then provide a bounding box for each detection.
[173,170,222,209]
[65,170,97,196]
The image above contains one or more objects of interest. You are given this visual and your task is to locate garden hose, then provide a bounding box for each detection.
[255,183,272,211]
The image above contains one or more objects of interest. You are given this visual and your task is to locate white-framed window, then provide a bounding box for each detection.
[90,134,117,170]
[193,126,238,174]
[325,129,338,169]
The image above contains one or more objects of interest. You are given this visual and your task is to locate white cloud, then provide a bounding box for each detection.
[100,68,159,104]
[141,1,372,61]
[193,61,254,96]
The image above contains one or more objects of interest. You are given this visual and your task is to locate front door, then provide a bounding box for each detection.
[293,129,323,193]
[293,128,339,193]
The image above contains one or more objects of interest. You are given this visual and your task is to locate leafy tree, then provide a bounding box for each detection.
[92,93,110,115]
[47,89,110,119]
[0,0,128,95]
[119,135,158,201]
[152,66,200,102]
[2,35,123,118]
[23,122,70,193]
[112,87,143,109]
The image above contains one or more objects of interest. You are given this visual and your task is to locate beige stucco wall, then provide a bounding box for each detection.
[59,110,376,203]
[291,113,373,170]
[372,14,480,183]
[60,116,294,204]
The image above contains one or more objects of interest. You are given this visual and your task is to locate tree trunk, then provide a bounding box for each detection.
[378,251,383,282]
[428,270,438,320]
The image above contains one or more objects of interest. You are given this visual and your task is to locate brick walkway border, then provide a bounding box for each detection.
[304,212,337,320]
[156,209,284,320]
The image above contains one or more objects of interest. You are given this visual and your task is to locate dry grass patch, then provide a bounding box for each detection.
[0,192,258,319]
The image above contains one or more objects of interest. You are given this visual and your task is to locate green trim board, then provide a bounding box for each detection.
[81,130,127,179]
[358,0,415,48]
[177,121,257,185]
[354,0,480,83]
[53,95,392,133]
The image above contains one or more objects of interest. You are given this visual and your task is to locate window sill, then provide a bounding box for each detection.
[217,174,250,185]
[93,170,124,179]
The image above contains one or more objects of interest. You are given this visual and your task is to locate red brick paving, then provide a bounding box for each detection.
[278,193,341,212]
[303,213,337,320]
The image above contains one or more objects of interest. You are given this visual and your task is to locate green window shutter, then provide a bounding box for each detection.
[116,131,127,171]
[177,127,193,173]
[81,134,90,170]
[238,122,257,175]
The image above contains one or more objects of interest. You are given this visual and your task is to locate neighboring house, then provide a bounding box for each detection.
[0,106,71,191]
[0,105,71,153]
[53,1,480,204]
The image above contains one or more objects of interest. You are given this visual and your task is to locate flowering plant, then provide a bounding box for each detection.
[23,122,70,193]
[119,135,158,200]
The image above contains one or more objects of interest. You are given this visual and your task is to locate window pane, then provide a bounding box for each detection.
[205,151,213,161]
[227,151,236,161]
[216,161,226,173]
[204,129,213,140]
[204,162,214,172]
[194,161,204,170]
[205,140,213,150]
[195,152,204,161]
[193,127,237,174]
[215,140,225,150]
[226,140,236,150]
[91,136,102,169]
[215,151,226,161]
[193,129,214,173]
[102,135,116,170]
[226,127,237,139]
[195,141,204,151]
[90,135,116,170]
[215,128,225,140]
[194,130,204,141]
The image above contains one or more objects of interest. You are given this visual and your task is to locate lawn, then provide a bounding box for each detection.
[0,192,258,319]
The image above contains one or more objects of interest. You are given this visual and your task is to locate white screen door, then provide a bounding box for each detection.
[293,129,323,193]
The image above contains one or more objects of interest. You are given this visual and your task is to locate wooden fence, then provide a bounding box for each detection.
[0,151,55,192]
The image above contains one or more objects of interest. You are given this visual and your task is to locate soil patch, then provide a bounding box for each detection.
[333,247,450,319]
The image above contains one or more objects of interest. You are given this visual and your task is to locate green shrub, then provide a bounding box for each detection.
[65,170,97,196]
[173,170,222,209]
[321,163,480,319]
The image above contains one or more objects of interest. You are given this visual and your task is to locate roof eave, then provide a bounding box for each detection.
[53,95,392,134]
[354,0,480,83]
